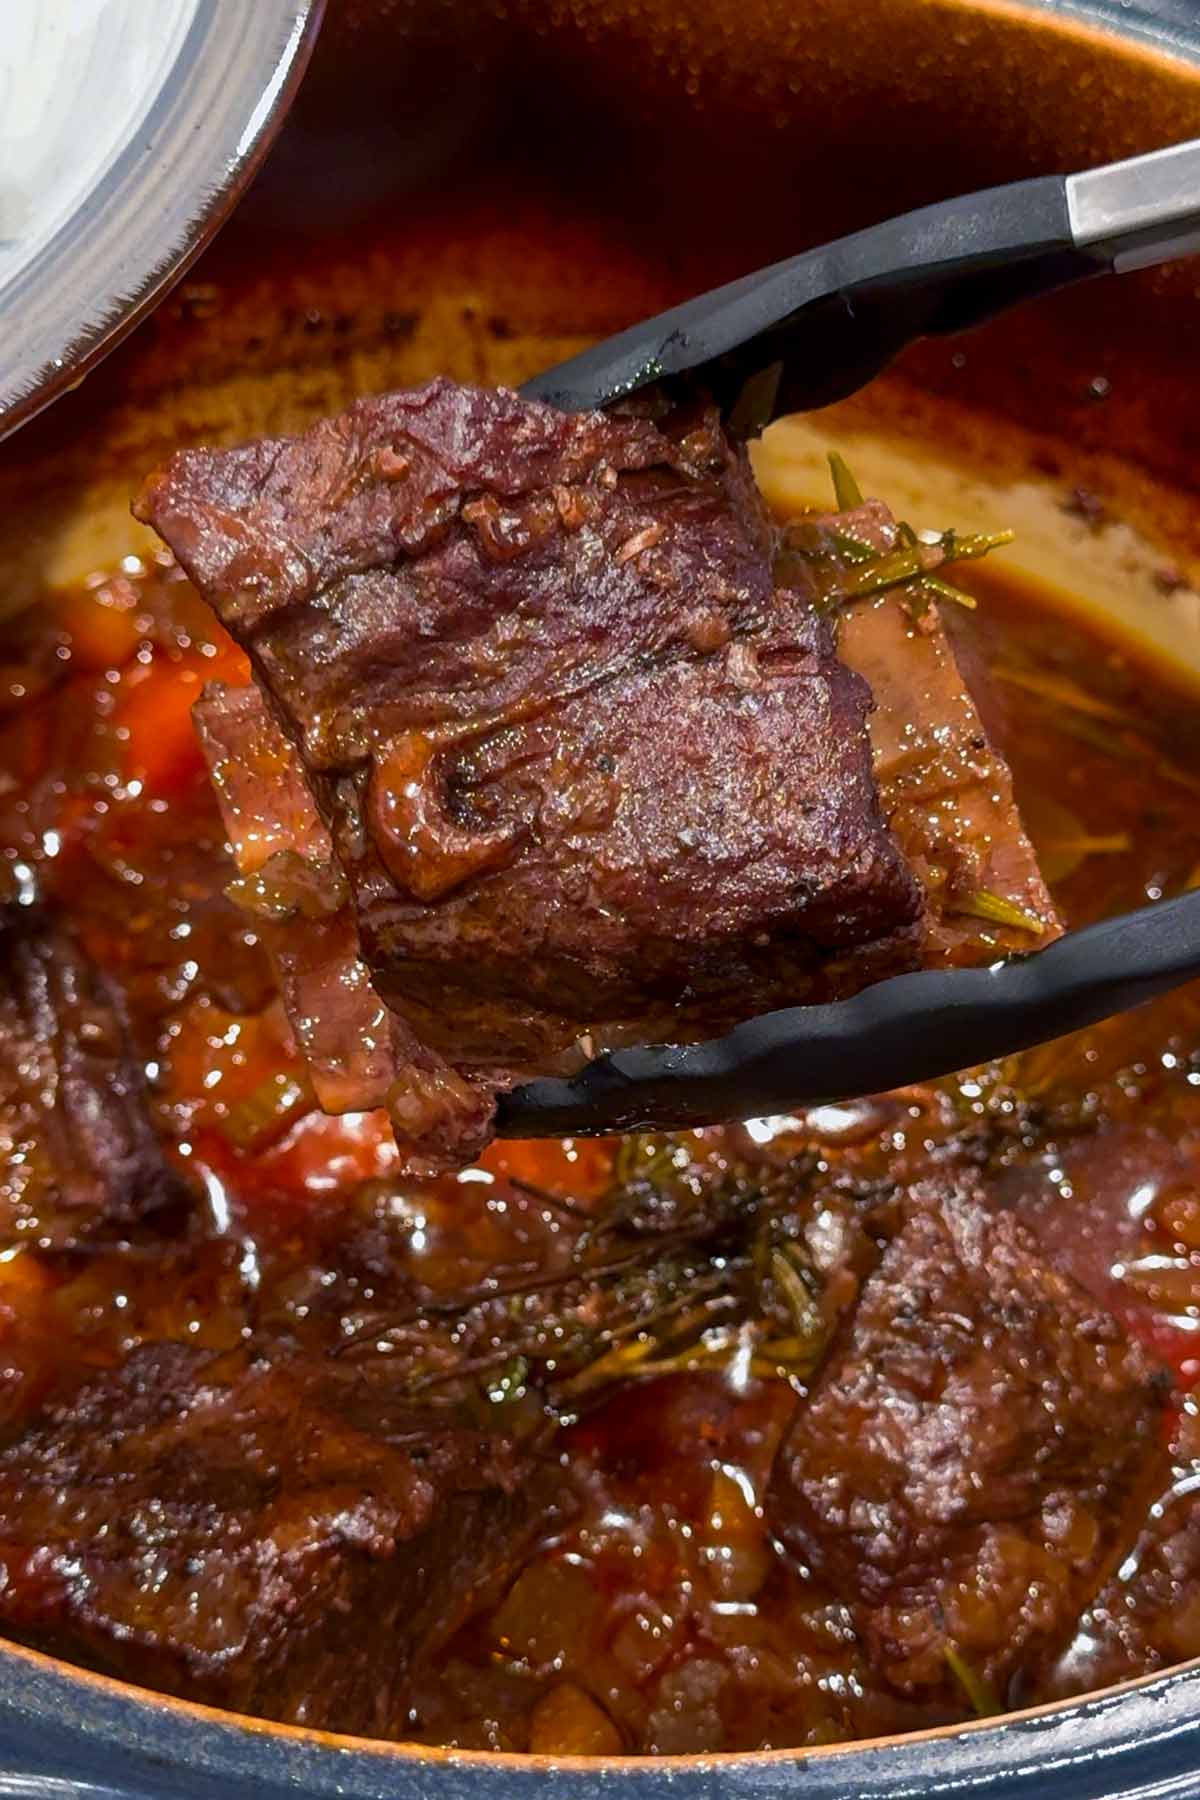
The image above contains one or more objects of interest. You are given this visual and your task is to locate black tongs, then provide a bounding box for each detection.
[523,137,1200,421]
[499,139,1200,1138]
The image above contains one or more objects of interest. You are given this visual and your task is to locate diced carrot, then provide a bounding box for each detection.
[482,1136,616,1203]
[208,632,251,686]
[113,630,252,798]
[162,998,301,1139]
[115,657,209,794]
[54,581,142,672]
[0,1251,56,1334]
[189,1108,399,1234]
[528,1684,623,1756]
[248,1108,399,1198]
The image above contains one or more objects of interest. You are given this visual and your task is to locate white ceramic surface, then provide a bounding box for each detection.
[0,0,323,441]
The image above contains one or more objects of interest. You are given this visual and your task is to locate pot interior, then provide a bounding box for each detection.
[1,0,1200,1772]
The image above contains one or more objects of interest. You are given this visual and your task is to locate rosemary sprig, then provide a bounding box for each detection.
[847,530,1013,600]
[992,664,1134,726]
[334,1147,842,1414]
[824,530,877,564]
[952,888,1046,936]
[1045,832,1131,857]
[777,451,1015,617]
[769,1244,823,1343]
[945,1644,1003,1717]
[919,575,977,611]
[828,450,864,510]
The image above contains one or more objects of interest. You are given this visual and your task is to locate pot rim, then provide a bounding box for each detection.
[4,1621,1200,1777]
[5,0,1200,1789]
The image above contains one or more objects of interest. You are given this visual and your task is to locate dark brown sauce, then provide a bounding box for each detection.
[0,555,1198,1751]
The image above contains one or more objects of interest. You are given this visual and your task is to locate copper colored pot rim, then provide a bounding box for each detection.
[5,1622,1200,1776]
[5,1622,1200,1797]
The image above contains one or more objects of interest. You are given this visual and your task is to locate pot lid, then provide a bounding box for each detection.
[0,0,322,442]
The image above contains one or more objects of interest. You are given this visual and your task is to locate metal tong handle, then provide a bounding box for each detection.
[524,139,1200,421]
[1068,137,1200,270]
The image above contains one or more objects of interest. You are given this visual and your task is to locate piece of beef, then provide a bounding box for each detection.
[139,381,923,1162]
[767,1182,1168,1700]
[193,680,494,1161]
[136,383,784,763]
[356,602,918,1069]
[0,907,192,1247]
[1040,1437,1200,1704]
[801,500,1060,958]
[0,1341,543,1733]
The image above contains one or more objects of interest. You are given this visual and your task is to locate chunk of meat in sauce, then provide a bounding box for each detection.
[362,606,921,1068]
[1044,1390,1200,1703]
[137,382,783,757]
[194,682,492,1163]
[0,1341,545,1732]
[0,907,193,1248]
[767,1183,1168,1699]
[800,500,1060,957]
[138,381,925,1161]
[412,1373,814,1755]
